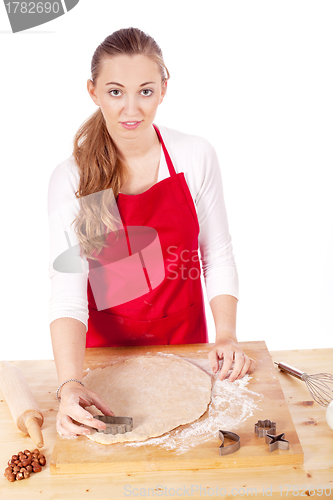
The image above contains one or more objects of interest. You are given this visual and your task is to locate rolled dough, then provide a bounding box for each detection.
[82,354,212,444]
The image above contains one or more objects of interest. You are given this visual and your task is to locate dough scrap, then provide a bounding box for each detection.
[83,354,212,445]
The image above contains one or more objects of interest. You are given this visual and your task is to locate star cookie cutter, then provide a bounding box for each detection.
[254,419,276,437]
[265,432,290,452]
[93,415,133,435]
[218,430,241,456]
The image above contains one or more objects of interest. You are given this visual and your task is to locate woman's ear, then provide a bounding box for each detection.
[159,79,168,104]
[87,79,100,106]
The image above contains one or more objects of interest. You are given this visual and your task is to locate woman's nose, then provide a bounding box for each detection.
[123,95,139,116]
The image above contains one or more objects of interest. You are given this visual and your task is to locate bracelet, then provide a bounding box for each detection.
[56,379,84,402]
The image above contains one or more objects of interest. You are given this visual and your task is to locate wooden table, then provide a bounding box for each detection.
[1,343,332,499]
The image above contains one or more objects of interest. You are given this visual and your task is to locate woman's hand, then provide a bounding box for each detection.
[56,382,115,437]
[208,339,256,382]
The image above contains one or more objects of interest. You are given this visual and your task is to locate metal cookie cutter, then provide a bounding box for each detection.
[218,430,241,456]
[93,415,133,435]
[254,419,276,438]
[265,432,289,452]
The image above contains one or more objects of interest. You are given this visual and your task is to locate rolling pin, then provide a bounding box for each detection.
[0,361,44,448]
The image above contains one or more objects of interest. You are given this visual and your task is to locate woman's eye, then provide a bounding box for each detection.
[108,89,153,97]
[109,89,122,97]
[141,89,153,96]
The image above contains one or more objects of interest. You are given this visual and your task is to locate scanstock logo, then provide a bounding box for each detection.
[3,0,80,33]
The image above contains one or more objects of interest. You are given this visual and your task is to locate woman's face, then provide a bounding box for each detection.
[87,54,167,142]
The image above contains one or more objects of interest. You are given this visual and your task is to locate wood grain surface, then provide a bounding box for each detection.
[50,341,303,474]
[1,343,332,499]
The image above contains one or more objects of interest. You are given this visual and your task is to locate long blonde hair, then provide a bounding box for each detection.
[71,28,170,260]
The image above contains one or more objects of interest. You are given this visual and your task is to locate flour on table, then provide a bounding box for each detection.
[125,354,263,454]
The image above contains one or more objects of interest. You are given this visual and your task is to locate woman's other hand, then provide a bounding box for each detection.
[208,339,256,382]
[56,382,114,437]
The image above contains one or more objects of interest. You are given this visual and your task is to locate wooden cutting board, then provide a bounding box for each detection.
[50,341,303,474]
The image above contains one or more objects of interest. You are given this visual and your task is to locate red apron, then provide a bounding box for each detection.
[86,124,208,347]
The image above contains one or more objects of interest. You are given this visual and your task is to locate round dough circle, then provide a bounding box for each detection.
[83,355,212,444]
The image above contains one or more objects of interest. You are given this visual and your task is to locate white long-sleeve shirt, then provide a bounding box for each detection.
[48,124,239,332]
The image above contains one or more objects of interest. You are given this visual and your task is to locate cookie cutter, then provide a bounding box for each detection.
[218,430,241,456]
[254,419,276,437]
[93,415,133,435]
[265,432,289,452]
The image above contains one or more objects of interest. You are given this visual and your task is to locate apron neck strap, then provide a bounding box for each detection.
[153,124,177,177]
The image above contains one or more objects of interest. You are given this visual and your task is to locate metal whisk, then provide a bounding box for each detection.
[274,361,333,407]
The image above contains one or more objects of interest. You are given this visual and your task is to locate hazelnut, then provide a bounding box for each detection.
[4,448,45,481]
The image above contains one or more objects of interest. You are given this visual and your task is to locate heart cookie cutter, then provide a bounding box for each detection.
[93,415,133,435]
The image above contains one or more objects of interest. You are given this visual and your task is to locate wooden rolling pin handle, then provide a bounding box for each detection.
[25,416,44,449]
[0,361,45,448]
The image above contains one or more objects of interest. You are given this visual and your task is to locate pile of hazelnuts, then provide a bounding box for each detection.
[4,449,46,482]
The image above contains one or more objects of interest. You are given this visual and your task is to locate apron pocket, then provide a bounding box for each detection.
[87,302,206,347]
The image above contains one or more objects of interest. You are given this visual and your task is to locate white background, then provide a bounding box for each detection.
[0,0,332,360]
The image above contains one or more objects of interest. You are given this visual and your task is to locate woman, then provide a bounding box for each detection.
[48,27,255,437]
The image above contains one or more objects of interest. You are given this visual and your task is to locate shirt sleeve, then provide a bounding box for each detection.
[193,137,239,303]
[48,158,89,332]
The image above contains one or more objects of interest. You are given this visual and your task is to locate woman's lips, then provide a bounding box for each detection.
[120,121,142,130]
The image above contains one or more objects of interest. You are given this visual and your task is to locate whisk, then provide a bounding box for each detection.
[274,361,333,407]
